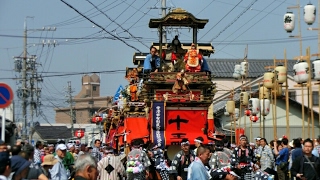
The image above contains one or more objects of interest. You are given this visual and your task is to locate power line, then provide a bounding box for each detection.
[60,0,142,52]
[216,0,285,54]
[48,0,118,27]
[86,0,149,49]
[199,0,244,41]
[195,0,216,16]
[106,0,138,30]
[214,0,277,47]
[0,70,126,80]
[209,0,258,42]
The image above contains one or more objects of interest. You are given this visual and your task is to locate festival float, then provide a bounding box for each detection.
[103,8,223,158]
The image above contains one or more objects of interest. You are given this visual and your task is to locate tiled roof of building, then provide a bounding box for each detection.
[206,59,296,78]
[34,126,73,140]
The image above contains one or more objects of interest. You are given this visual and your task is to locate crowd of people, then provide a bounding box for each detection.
[0,134,320,180]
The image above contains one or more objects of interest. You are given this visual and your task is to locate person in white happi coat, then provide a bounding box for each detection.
[97,146,125,180]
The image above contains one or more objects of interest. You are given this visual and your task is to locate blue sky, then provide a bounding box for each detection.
[0,0,319,124]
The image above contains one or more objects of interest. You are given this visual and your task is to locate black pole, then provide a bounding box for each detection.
[193,27,197,46]
[159,25,163,71]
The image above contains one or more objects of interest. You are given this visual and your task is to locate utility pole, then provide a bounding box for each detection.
[28,55,42,142]
[21,17,29,142]
[67,81,75,137]
[14,17,56,142]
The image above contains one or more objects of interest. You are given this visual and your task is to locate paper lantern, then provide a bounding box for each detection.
[276,86,283,96]
[234,108,240,119]
[263,71,275,89]
[259,86,269,99]
[284,12,295,33]
[313,60,320,80]
[260,99,270,116]
[248,98,260,115]
[275,65,287,84]
[92,116,103,123]
[233,64,241,79]
[250,115,259,122]
[75,129,85,138]
[244,109,251,116]
[226,101,235,114]
[304,4,316,25]
[224,104,230,116]
[294,61,309,83]
[293,63,299,82]
[240,61,248,77]
[240,92,249,106]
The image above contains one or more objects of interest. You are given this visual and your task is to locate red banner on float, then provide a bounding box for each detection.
[125,117,149,144]
[235,128,245,145]
[106,129,116,144]
[165,109,208,145]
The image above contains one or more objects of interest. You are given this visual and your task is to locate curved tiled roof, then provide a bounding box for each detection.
[207,59,296,78]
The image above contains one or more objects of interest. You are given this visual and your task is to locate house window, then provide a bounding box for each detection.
[93,86,96,91]
[313,91,319,106]
[288,91,296,100]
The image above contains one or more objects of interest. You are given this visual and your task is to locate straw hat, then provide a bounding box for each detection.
[41,154,58,166]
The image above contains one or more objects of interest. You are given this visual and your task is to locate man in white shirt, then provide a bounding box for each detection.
[50,144,68,180]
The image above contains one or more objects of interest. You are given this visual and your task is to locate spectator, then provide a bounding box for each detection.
[34,141,43,165]
[48,144,54,154]
[291,139,303,162]
[21,144,48,180]
[10,145,21,156]
[274,138,289,180]
[0,152,11,180]
[258,138,274,171]
[312,138,319,157]
[74,154,98,180]
[79,144,86,155]
[41,154,58,179]
[291,138,320,180]
[91,139,102,161]
[0,140,7,153]
[53,141,74,171]
[67,143,75,156]
[11,155,31,180]
[50,144,68,180]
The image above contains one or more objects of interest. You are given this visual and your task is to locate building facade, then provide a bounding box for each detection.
[55,74,112,124]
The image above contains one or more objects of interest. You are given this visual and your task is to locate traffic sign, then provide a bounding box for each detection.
[0,83,13,108]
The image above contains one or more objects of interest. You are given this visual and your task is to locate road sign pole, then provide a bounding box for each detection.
[1,109,5,141]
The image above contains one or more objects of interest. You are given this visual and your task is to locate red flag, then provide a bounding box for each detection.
[165,109,208,145]
[125,117,149,144]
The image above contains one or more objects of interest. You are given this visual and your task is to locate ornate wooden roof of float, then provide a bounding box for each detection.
[149,8,209,29]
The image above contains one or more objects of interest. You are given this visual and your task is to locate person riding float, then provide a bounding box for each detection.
[184,43,202,72]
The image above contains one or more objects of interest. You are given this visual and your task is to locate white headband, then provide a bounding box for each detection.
[194,139,203,143]
[240,136,247,141]
[181,141,190,146]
